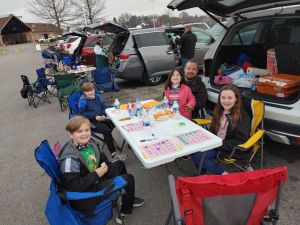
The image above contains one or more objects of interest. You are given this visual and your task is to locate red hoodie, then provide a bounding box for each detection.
[164,84,196,119]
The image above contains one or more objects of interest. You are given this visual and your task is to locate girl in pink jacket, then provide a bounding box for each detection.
[164,68,196,119]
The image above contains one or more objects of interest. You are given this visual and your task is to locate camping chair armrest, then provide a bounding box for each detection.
[192,118,212,125]
[238,129,265,150]
[168,175,182,224]
[62,176,127,201]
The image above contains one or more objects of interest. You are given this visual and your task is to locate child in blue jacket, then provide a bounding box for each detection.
[79,82,127,161]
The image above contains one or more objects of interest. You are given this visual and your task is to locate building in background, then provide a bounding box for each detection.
[0,14,61,46]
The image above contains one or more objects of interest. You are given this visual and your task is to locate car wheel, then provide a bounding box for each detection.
[144,74,162,86]
[40,40,44,43]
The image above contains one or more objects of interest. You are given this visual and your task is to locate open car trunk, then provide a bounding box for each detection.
[209,16,300,104]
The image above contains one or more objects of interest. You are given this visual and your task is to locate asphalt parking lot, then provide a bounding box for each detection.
[0,43,299,225]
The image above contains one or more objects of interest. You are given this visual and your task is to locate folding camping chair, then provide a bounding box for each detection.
[55,74,81,111]
[67,91,125,152]
[20,75,51,108]
[92,67,120,101]
[193,99,265,172]
[165,167,288,225]
[36,68,56,96]
[35,140,127,225]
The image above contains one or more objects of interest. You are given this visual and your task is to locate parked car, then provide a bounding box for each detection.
[63,36,81,55]
[208,21,229,39]
[168,0,300,146]
[88,22,215,85]
[38,35,56,43]
[81,34,114,66]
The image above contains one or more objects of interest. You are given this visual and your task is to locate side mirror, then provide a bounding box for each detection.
[210,37,215,44]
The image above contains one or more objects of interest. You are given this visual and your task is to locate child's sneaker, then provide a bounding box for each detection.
[116,212,127,224]
[112,152,127,161]
[133,197,145,208]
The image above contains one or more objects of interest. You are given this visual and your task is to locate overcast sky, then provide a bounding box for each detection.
[1,0,205,23]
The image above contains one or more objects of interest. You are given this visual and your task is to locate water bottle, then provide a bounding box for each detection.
[128,102,135,117]
[143,109,151,127]
[135,98,142,118]
[172,101,180,119]
[114,99,120,112]
[162,96,169,109]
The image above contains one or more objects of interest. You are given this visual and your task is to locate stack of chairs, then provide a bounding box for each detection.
[20,75,50,108]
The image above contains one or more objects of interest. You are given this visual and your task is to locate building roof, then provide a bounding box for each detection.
[26,23,61,33]
[0,14,13,31]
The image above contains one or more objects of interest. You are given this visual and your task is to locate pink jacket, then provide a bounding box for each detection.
[164,84,196,119]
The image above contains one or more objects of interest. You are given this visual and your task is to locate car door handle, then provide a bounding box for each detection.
[166,51,173,54]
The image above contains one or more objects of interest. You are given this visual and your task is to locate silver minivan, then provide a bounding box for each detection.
[168,0,300,146]
[92,22,215,85]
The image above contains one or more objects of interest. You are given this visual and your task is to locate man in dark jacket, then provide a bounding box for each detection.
[184,59,208,118]
[176,25,197,68]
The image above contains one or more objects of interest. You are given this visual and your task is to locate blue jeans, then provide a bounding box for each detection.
[192,150,224,175]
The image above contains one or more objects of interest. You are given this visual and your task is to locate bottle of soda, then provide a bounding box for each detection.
[172,101,180,119]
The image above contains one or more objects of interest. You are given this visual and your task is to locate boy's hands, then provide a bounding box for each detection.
[96,115,106,121]
[95,162,108,177]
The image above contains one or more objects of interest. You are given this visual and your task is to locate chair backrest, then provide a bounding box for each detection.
[249,99,264,136]
[175,167,287,225]
[67,91,83,117]
[92,67,113,84]
[242,99,265,136]
[55,74,76,89]
[21,75,31,86]
[35,140,61,184]
[36,67,46,79]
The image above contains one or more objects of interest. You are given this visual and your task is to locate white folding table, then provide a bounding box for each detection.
[105,107,222,169]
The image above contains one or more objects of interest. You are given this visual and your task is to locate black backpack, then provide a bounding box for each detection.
[20,86,28,99]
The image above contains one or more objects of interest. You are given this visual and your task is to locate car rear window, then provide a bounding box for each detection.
[232,22,261,45]
[133,32,168,48]
[67,37,79,43]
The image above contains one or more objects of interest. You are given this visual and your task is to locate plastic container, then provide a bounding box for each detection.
[114,99,120,111]
[172,101,180,120]
[162,96,169,109]
[135,98,142,118]
[128,102,135,117]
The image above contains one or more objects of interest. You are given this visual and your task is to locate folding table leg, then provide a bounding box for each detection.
[196,152,206,175]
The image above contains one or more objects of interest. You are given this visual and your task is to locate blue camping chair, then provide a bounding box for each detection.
[92,68,120,100]
[67,91,125,152]
[36,68,56,95]
[20,75,51,108]
[35,140,127,225]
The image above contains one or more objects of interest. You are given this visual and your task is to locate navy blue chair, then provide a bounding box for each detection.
[35,140,127,225]
[36,68,56,95]
[20,75,50,108]
[67,91,125,152]
[92,68,120,100]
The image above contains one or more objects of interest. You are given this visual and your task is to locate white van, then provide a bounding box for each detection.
[168,0,300,146]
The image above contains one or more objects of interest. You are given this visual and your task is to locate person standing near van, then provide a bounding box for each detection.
[176,25,197,68]
[94,37,108,68]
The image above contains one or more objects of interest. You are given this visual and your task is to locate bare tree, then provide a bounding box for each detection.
[71,0,106,25]
[118,13,132,28]
[27,0,74,31]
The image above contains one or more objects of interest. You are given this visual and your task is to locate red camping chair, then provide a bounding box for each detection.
[166,167,287,225]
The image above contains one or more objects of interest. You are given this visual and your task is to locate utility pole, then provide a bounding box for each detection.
[149,0,155,28]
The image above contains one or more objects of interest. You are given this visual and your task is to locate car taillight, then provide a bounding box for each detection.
[81,48,94,54]
[67,43,72,49]
[119,54,129,61]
